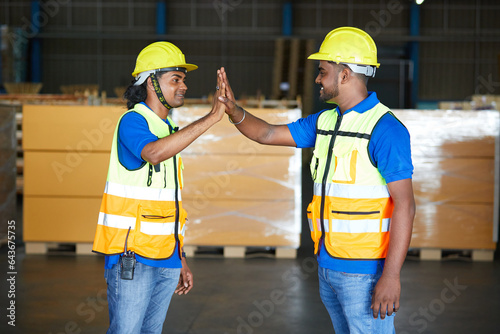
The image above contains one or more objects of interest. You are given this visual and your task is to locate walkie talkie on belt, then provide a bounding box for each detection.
[121,227,136,280]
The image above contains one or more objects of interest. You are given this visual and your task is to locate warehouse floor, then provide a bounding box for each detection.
[1,246,499,334]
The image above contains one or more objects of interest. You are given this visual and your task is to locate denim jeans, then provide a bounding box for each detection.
[104,261,181,334]
[318,264,396,334]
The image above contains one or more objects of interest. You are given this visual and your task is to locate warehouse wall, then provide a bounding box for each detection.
[1,0,499,107]
[420,1,500,100]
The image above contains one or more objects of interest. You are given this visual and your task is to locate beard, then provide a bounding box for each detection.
[319,83,339,102]
[319,72,340,102]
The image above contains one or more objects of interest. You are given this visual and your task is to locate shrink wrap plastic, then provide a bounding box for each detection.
[394,109,498,250]
[22,105,302,247]
[22,105,123,242]
[172,107,302,248]
[23,104,496,251]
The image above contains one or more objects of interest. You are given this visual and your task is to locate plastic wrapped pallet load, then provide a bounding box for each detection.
[22,105,497,257]
[172,107,302,250]
[22,105,123,253]
[21,104,301,254]
[394,109,499,254]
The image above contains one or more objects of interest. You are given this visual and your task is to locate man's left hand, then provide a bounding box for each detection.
[175,259,193,295]
[371,274,400,319]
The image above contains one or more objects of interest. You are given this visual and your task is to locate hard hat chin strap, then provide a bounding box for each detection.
[149,73,174,110]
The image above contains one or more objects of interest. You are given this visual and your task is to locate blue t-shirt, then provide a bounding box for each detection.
[105,102,182,269]
[287,92,413,274]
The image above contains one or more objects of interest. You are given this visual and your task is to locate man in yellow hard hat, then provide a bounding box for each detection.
[92,41,226,333]
[218,27,415,333]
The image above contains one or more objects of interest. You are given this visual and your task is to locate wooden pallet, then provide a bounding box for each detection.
[407,248,495,262]
[25,242,96,255]
[23,243,297,259]
[183,246,297,259]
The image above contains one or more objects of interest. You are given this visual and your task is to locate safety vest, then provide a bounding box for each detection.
[307,103,395,260]
[92,103,186,260]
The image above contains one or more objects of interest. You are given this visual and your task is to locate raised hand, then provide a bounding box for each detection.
[209,68,227,122]
[217,67,238,116]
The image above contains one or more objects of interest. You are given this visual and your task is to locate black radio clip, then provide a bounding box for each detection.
[120,227,136,280]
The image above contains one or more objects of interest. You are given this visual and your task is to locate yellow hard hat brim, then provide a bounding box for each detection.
[182,63,199,72]
[307,52,331,61]
[131,63,198,78]
[307,52,380,68]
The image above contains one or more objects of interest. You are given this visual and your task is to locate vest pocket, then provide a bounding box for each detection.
[133,207,178,257]
[310,148,326,182]
[331,149,358,184]
[331,210,380,216]
[326,201,387,258]
[328,198,385,231]
[307,202,323,246]
[138,208,177,235]
[141,214,174,219]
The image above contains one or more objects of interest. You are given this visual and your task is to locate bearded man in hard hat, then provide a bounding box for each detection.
[218,27,415,333]
[92,41,226,333]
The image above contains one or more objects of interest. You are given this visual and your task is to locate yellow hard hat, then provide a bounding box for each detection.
[132,42,198,85]
[308,27,380,76]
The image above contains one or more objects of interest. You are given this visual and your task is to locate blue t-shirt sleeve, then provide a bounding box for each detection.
[369,113,414,183]
[118,112,158,169]
[287,111,324,148]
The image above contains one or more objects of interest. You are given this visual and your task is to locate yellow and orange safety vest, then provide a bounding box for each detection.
[92,103,186,259]
[307,103,395,259]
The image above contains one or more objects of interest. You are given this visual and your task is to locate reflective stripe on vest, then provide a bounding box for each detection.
[308,103,395,260]
[104,182,181,201]
[97,212,186,236]
[92,103,186,259]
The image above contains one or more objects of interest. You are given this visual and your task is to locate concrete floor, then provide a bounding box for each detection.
[1,247,499,334]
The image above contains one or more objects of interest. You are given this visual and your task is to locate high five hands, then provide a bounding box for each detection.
[217,67,239,119]
[208,68,227,122]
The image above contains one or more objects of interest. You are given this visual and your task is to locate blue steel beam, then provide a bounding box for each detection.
[409,2,420,108]
[30,0,42,83]
[156,1,167,36]
[282,2,292,36]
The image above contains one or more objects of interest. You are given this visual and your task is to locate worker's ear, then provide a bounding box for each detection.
[146,77,154,91]
[340,67,350,84]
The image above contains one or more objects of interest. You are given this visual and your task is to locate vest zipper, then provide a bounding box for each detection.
[172,154,181,259]
[319,112,343,252]
[312,157,319,181]
[141,214,174,219]
[168,121,182,260]
[331,210,380,215]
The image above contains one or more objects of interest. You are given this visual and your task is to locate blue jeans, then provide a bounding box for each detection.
[105,261,181,334]
[318,265,396,334]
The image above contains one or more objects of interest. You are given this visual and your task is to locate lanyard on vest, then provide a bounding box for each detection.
[319,112,343,250]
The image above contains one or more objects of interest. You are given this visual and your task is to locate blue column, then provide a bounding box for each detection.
[282,2,292,36]
[30,0,42,83]
[156,1,167,35]
[409,2,420,108]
